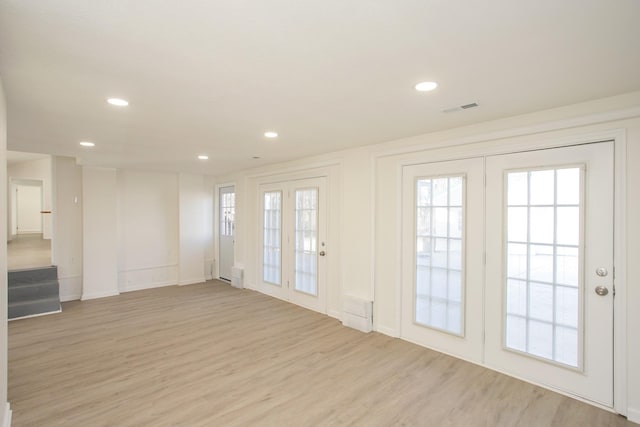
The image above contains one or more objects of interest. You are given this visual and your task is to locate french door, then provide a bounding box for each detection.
[218,185,235,281]
[259,177,327,313]
[402,141,615,406]
[401,158,485,362]
[485,142,614,406]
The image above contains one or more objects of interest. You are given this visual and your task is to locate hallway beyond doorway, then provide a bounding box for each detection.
[7,233,51,270]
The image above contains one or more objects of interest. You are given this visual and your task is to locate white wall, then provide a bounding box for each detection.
[82,167,119,300]
[0,75,12,427]
[69,167,213,300]
[117,170,179,292]
[217,91,640,421]
[178,173,207,285]
[204,176,216,279]
[52,156,83,301]
[7,156,52,239]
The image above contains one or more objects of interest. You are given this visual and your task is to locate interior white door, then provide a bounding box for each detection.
[218,185,235,281]
[485,142,614,406]
[401,158,484,362]
[259,177,327,313]
[16,184,43,234]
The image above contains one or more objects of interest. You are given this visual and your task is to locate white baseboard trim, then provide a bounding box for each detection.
[179,277,206,286]
[119,280,174,293]
[81,290,120,300]
[375,325,399,337]
[60,293,81,302]
[327,309,341,320]
[59,275,82,302]
[627,407,640,424]
[9,308,62,321]
[2,402,11,427]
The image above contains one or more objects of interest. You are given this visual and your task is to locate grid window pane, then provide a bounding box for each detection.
[507,207,527,242]
[263,191,282,285]
[414,176,465,335]
[507,172,528,206]
[294,188,318,296]
[220,190,235,237]
[529,207,554,244]
[505,168,582,368]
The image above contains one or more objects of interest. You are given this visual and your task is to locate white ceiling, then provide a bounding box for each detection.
[6,151,49,165]
[1,1,639,175]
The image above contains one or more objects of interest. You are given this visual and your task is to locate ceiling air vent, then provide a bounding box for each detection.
[442,102,479,113]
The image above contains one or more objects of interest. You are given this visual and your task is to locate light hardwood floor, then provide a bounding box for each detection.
[7,233,51,270]
[8,281,633,426]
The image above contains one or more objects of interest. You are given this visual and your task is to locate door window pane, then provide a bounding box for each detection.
[505,167,582,367]
[414,176,465,335]
[220,190,235,236]
[263,191,282,285]
[294,188,318,296]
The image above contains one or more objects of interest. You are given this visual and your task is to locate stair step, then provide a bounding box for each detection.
[9,280,59,301]
[9,266,58,285]
[9,297,61,320]
[8,265,61,320]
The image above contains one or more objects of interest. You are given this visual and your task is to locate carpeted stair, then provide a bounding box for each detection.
[8,266,61,319]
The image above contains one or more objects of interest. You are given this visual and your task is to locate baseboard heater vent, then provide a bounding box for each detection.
[342,295,372,333]
[231,267,244,289]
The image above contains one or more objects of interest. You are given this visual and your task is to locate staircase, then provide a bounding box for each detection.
[8,266,61,320]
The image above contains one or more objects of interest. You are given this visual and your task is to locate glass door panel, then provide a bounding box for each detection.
[415,176,464,335]
[263,191,282,285]
[294,188,318,296]
[505,167,582,367]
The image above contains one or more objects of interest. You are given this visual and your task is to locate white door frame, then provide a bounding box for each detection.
[394,129,627,415]
[215,182,235,281]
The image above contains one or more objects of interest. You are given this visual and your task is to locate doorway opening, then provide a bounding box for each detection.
[7,152,53,270]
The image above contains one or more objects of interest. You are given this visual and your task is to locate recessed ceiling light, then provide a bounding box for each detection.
[79,141,95,147]
[264,131,278,138]
[198,155,209,160]
[107,98,129,106]
[414,81,438,92]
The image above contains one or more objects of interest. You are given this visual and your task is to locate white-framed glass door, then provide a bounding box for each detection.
[259,177,327,313]
[401,158,484,362]
[259,182,288,301]
[485,142,614,406]
[218,185,235,281]
[289,178,327,312]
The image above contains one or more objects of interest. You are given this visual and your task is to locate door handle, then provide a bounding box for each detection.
[594,286,609,296]
[319,251,326,256]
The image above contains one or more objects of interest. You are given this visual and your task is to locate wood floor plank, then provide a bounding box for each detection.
[8,281,634,426]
